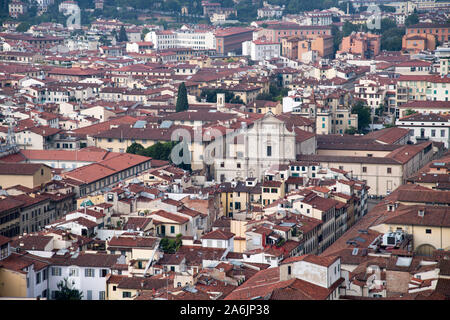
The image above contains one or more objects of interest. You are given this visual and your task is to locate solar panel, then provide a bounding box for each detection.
[396,257,412,267]
[133,120,147,128]
[160,120,173,128]
[353,236,366,243]
[279,222,295,227]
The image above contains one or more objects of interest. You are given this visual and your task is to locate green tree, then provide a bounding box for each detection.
[345,126,358,135]
[256,92,274,101]
[381,26,405,51]
[160,19,168,30]
[338,2,356,14]
[16,22,31,33]
[275,238,286,247]
[380,18,397,33]
[98,34,111,46]
[0,0,9,20]
[176,82,189,112]
[379,5,396,13]
[159,234,182,253]
[331,24,343,54]
[342,21,362,37]
[141,141,176,161]
[236,0,259,22]
[375,104,384,117]
[230,95,244,104]
[405,13,419,27]
[117,25,128,42]
[405,109,418,116]
[126,142,145,155]
[141,27,150,40]
[54,278,83,300]
[351,101,371,133]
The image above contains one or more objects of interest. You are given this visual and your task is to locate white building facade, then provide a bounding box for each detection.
[48,253,121,300]
[242,40,281,61]
[146,27,216,50]
[396,113,450,148]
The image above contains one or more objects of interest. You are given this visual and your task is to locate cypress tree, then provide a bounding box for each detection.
[176,82,189,112]
[118,25,128,42]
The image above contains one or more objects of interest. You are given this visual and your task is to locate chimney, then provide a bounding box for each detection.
[418,209,425,217]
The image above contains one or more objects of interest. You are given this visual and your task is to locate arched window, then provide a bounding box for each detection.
[415,244,436,257]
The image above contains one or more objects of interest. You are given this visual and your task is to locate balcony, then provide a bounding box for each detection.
[415,136,429,143]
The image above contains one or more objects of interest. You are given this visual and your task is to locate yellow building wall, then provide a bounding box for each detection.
[231,191,249,212]
[412,225,450,250]
[317,161,403,196]
[156,223,184,236]
[251,104,283,115]
[132,248,155,260]
[76,195,106,208]
[413,182,436,189]
[317,149,391,157]
[220,192,232,216]
[262,184,285,206]
[107,282,137,300]
[95,138,156,152]
[233,239,246,253]
[0,167,51,189]
[33,165,52,187]
[231,219,247,238]
[0,269,27,298]
[316,114,332,135]
[371,223,450,251]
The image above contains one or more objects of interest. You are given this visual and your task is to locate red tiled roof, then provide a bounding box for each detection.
[0,235,11,246]
[63,153,150,184]
[13,149,120,162]
[364,127,410,144]
[0,163,49,175]
[72,116,137,137]
[201,229,235,240]
[149,210,189,224]
[398,100,450,110]
[396,60,432,67]
[107,236,157,249]
[22,126,62,137]
[0,252,50,273]
[10,235,53,251]
[270,277,344,300]
[0,197,25,212]
[282,254,339,267]
[398,74,450,83]
[123,217,152,230]
[224,267,284,300]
